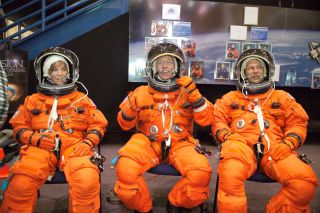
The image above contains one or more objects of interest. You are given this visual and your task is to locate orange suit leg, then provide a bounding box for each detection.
[0,146,56,213]
[114,134,158,212]
[168,143,212,208]
[217,141,256,213]
[114,157,153,212]
[63,155,100,213]
[265,154,318,213]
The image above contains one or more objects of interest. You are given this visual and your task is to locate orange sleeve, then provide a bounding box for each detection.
[9,95,36,144]
[193,98,214,127]
[280,91,308,148]
[82,96,108,146]
[117,91,138,131]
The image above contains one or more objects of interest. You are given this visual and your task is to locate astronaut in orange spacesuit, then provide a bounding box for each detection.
[114,42,213,212]
[212,48,318,212]
[0,47,108,213]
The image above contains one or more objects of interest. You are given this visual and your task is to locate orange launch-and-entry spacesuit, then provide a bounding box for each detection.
[0,47,108,213]
[212,49,318,212]
[114,43,213,212]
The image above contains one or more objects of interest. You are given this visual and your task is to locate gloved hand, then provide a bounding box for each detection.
[30,132,56,151]
[73,141,94,157]
[122,92,138,118]
[176,76,196,92]
[176,76,202,103]
[268,141,292,161]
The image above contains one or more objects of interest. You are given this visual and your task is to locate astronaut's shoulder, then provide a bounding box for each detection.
[221,90,239,100]
[25,93,41,104]
[275,90,296,101]
[133,85,148,94]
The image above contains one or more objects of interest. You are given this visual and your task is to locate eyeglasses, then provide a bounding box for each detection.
[156,61,174,66]
[246,65,263,71]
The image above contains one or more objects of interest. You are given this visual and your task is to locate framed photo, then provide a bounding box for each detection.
[257,43,272,52]
[230,62,238,80]
[150,20,172,37]
[311,69,320,89]
[181,39,196,57]
[173,21,191,37]
[215,62,230,80]
[162,4,181,20]
[250,27,268,41]
[242,43,257,53]
[190,61,204,79]
[225,42,240,60]
[145,37,162,55]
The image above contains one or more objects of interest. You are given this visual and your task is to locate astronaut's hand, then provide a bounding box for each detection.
[121,92,139,118]
[268,141,292,161]
[30,132,55,151]
[73,141,94,157]
[177,76,203,103]
[176,76,196,92]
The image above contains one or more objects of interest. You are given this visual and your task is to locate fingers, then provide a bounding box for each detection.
[73,143,93,157]
[39,137,55,151]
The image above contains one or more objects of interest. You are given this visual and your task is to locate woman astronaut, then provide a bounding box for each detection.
[114,42,213,212]
[0,47,108,213]
[212,49,318,212]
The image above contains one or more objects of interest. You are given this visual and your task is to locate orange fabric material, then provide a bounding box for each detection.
[0,148,9,178]
[115,133,212,211]
[217,141,255,213]
[212,90,308,148]
[0,174,39,213]
[1,91,108,212]
[118,85,213,142]
[212,89,318,212]
[64,156,100,213]
[116,85,213,211]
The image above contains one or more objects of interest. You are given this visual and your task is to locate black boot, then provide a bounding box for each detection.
[167,200,205,213]
[166,200,184,213]
[134,209,153,213]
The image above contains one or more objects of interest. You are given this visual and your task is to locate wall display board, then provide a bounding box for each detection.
[128,0,320,88]
[0,50,28,112]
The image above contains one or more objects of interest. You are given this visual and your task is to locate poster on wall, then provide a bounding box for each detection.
[0,50,28,112]
[129,0,320,87]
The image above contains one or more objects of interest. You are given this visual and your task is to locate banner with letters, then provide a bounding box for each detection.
[0,50,28,112]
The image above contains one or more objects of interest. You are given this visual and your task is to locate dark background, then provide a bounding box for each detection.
[5,0,320,144]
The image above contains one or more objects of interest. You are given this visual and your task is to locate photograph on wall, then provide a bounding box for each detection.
[181,39,196,57]
[283,67,297,86]
[215,62,230,80]
[150,20,172,37]
[230,62,238,80]
[311,69,320,89]
[163,38,179,46]
[173,21,191,37]
[129,0,320,87]
[162,4,181,20]
[229,25,247,41]
[190,61,204,79]
[134,59,147,77]
[145,37,162,55]
[250,27,268,41]
[242,43,257,53]
[257,43,272,52]
[225,42,240,60]
[0,50,28,112]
